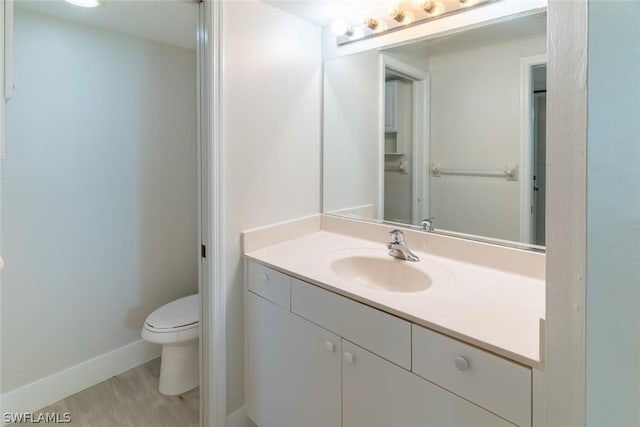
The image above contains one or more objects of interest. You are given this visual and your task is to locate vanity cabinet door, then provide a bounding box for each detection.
[247,292,342,427]
[412,325,531,427]
[342,340,514,427]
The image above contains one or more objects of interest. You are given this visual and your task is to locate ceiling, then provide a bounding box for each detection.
[16,0,198,50]
[260,0,386,27]
[18,0,376,51]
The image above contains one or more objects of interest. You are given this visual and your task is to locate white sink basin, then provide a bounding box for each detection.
[330,254,432,293]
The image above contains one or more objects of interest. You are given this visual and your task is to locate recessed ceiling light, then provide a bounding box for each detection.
[65,0,103,8]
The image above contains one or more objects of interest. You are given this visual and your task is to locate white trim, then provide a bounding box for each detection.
[532,368,545,427]
[227,406,255,427]
[382,55,428,81]
[1,0,6,158]
[200,1,226,426]
[412,77,429,224]
[376,55,385,220]
[3,0,13,100]
[0,340,160,423]
[519,54,547,244]
[545,0,587,425]
[196,2,209,426]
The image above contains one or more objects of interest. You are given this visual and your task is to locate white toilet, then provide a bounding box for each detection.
[141,294,199,395]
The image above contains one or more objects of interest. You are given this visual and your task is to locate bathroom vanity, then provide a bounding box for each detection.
[243,215,545,427]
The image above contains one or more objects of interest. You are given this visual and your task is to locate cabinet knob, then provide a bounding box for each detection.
[261,273,269,282]
[454,356,470,372]
[343,352,355,365]
[323,340,335,353]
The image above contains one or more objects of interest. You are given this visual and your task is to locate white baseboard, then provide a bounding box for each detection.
[0,339,160,422]
[227,406,256,427]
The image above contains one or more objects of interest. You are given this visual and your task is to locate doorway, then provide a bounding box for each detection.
[381,56,429,226]
[520,55,547,246]
[531,64,547,246]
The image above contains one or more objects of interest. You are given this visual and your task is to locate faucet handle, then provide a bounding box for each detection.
[389,229,405,244]
[420,217,435,232]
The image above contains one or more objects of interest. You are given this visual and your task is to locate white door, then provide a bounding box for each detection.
[342,340,513,427]
[247,292,342,427]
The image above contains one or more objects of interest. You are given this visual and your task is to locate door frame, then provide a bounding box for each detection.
[380,55,429,225]
[519,54,547,244]
[198,1,226,426]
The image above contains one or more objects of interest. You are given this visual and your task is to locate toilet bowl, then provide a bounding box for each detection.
[141,294,199,395]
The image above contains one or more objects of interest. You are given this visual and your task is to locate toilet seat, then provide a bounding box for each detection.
[142,323,199,346]
[142,294,199,346]
[145,294,199,331]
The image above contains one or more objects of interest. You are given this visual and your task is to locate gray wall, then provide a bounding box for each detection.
[1,9,197,393]
[586,1,640,425]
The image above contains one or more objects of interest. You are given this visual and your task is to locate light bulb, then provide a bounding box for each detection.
[412,0,435,12]
[415,1,445,16]
[363,17,388,33]
[65,0,103,7]
[388,2,415,25]
[364,17,378,30]
[401,11,415,24]
[331,20,349,36]
[388,5,406,23]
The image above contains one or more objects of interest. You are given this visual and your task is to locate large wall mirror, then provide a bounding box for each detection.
[323,11,547,249]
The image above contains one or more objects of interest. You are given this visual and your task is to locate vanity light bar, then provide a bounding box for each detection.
[333,0,498,45]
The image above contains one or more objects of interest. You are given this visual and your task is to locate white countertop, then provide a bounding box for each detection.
[243,217,545,370]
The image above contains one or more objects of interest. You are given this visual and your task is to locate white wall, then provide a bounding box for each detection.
[1,8,197,395]
[586,1,640,425]
[426,16,545,241]
[323,50,381,217]
[221,0,322,414]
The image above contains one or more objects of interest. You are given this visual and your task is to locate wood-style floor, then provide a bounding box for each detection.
[14,358,199,427]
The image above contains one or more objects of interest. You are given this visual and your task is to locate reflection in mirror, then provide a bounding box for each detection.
[323,12,547,248]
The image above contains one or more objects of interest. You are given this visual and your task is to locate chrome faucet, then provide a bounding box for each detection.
[387,229,420,262]
[420,217,435,232]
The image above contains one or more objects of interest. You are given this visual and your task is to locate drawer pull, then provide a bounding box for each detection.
[324,340,335,353]
[261,273,270,282]
[454,356,470,372]
[343,352,355,365]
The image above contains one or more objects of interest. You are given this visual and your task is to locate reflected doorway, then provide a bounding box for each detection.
[381,57,429,226]
[531,64,547,246]
[520,55,547,246]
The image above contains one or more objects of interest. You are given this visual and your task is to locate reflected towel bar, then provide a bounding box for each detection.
[431,164,518,181]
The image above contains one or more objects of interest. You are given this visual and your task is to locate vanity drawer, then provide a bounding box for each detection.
[247,261,291,310]
[291,278,411,369]
[412,325,531,427]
